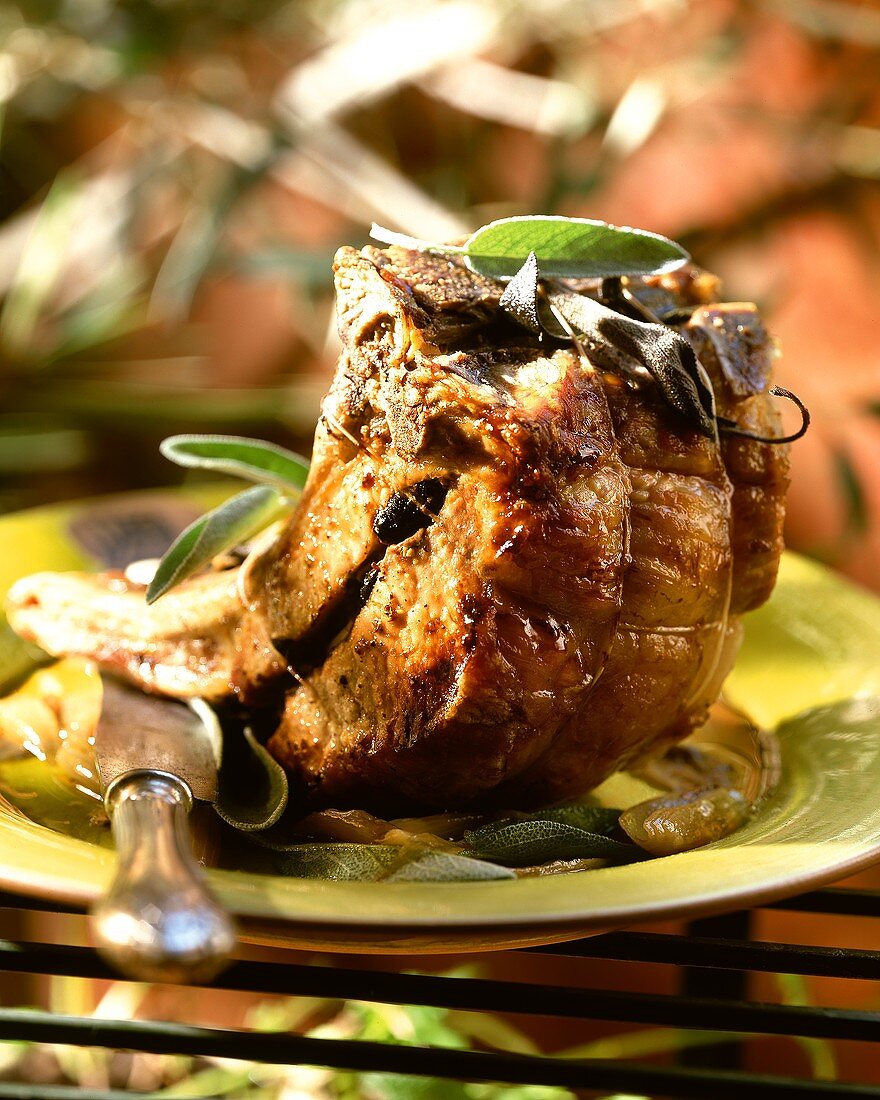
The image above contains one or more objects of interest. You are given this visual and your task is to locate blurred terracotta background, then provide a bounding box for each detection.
[1,0,880,1095]
[1,0,878,586]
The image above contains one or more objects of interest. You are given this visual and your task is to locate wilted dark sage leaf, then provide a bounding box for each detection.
[215,726,289,832]
[547,289,718,438]
[463,819,642,868]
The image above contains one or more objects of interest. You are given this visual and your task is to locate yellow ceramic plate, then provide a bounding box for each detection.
[2,489,880,953]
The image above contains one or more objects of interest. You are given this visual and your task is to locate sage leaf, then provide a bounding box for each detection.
[266,843,402,881]
[250,836,515,882]
[499,251,542,334]
[463,819,642,868]
[145,485,288,604]
[547,289,717,438]
[214,726,289,832]
[464,216,689,280]
[384,850,515,882]
[371,217,689,280]
[160,434,309,491]
[510,804,622,835]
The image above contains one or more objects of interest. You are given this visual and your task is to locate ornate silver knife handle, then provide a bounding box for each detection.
[90,769,236,983]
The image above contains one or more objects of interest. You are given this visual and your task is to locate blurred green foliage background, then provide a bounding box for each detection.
[1,0,879,591]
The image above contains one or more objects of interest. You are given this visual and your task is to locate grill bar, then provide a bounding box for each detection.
[679,912,751,1070]
[0,893,81,915]
[2,889,880,1095]
[766,890,880,917]
[0,1009,874,1099]
[527,931,880,979]
[0,940,877,1042]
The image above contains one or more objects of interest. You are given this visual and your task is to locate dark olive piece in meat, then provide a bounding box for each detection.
[373,479,448,544]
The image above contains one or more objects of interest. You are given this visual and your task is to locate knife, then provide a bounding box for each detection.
[90,675,236,983]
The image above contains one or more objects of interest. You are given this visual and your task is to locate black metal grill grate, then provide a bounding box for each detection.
[1,887,878,1098]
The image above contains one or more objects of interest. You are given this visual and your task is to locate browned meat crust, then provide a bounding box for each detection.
[6,245,789,815]
[255,248,788,813]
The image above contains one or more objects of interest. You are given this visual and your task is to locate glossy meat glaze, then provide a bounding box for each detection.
[8,245,788,814]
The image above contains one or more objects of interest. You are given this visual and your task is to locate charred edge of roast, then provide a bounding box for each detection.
[271,552,385,677]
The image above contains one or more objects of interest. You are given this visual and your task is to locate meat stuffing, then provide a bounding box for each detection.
[6,245,789,815]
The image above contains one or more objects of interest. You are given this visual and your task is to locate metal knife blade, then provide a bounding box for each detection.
[95,677,221,801]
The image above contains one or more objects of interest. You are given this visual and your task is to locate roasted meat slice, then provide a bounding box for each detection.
[8,567,284,700]
[6,244,789,815]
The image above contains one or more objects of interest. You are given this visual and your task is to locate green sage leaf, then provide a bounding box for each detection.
[499,251,542,334]
[266,843,401,881]
[252,839,515,882]
[509,804,622,835]
[160,434,309,491]
[384,850,515,882]
[145,485,288,604]
[371,217,689,280]
[214,726,289,832]
[464,216,689,280]
[463,819,642,868]
[832,447,869,537]
[546,289,717,438]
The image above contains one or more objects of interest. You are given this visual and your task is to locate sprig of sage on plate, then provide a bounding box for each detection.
[235,801,637,882]
[146,435,308,604]
[250,842,516,883]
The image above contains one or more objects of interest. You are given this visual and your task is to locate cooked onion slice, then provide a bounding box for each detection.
[619,786,750,855]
